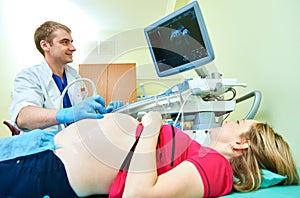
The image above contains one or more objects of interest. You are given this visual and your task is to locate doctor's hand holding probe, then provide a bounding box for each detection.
[56,94,123,125]
[14,94,123,131]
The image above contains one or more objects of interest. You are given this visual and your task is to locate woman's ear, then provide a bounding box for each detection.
[232,139,250,150]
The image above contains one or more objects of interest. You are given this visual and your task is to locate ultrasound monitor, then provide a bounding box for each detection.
[144,1,214,77]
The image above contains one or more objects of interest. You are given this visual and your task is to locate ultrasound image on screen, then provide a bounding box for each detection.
[147,8,208,73]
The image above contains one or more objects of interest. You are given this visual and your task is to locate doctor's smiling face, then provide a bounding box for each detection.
[43,28,76,65]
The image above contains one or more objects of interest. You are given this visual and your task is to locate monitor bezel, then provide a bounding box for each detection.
[144,1,214,77]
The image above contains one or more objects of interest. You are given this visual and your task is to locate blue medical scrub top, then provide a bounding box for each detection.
[52,72,72,108]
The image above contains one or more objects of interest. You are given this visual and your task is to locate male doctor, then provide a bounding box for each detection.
[9,21,122,132]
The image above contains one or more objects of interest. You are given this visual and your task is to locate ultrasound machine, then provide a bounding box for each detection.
[115,1,261,144]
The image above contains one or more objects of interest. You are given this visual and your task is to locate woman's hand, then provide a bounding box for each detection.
[123,111,162,197]
[140,111,162,138]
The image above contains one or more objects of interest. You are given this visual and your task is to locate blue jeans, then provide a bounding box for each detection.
[0,150,78,198]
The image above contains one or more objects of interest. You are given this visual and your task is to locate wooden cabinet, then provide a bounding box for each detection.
[78,63,136,104]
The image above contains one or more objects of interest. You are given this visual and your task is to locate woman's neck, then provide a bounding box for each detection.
[210,143,233,160]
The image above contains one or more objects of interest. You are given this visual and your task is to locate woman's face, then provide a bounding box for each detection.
[209,120,258,146]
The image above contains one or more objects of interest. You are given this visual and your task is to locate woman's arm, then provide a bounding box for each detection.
[123,111,204,198]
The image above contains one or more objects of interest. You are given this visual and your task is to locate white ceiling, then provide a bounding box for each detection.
[71,0,176,30]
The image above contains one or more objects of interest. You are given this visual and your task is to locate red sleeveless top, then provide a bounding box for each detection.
[109,124,233,198]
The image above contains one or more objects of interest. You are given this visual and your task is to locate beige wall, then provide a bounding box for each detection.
[0,0,14,137]
[1,0,299,166]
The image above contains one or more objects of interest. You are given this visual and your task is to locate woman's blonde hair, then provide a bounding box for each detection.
[230,123,299,192]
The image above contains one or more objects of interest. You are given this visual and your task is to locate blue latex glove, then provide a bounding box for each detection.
[56,95,106,124]
[106,100,124,113]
